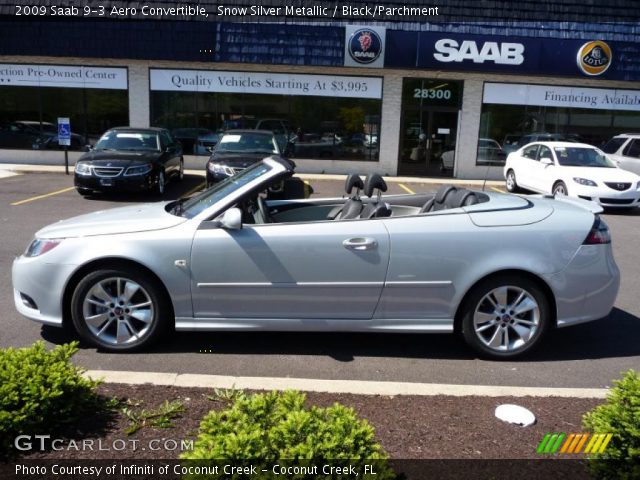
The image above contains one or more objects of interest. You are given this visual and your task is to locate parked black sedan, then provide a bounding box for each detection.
[74,127,183,196]
[206,129,289,186]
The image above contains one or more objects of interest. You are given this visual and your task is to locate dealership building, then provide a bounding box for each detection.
[1,1,640,179]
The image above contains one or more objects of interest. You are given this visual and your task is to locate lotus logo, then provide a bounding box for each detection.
[577,41,612,76]
[348,29,382,64]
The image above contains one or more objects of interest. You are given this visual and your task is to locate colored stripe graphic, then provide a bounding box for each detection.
[537,432,612,454]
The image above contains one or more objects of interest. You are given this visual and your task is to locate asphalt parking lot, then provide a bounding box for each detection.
[1,171,639,389]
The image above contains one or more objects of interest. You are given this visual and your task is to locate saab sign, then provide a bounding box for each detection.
[434,39,524,65]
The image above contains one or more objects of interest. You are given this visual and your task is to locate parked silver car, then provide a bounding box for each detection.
[12,157,619,359]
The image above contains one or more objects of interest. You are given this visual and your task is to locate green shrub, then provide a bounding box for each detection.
[582,369,640,479]
[181,390,394,479]
[0,341,100,455]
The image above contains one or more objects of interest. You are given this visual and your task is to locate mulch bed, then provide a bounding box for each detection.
[19,383,602,461]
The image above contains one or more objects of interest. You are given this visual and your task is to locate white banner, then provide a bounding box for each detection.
[0,64,127,90]
[149,69,383,99]
[483,82,640,111]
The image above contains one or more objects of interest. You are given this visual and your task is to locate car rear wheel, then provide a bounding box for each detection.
[505,170,520,193]
[553,181,568,196]
[70,268,170,351]
[460,275,550,359]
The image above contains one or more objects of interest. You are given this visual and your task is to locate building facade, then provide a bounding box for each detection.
[1,1,640,179]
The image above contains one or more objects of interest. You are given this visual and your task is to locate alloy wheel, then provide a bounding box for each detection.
[472,285,540,353]
[81,277,154,346]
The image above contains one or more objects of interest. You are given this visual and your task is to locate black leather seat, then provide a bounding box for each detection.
[327,174,364,220]
[420,185,458,212]
[421,185,479,213]
[359,173,392,219]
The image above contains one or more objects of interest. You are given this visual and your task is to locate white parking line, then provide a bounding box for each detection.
[84,370,608,398]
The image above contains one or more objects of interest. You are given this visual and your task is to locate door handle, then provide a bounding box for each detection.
[342,237,378,251]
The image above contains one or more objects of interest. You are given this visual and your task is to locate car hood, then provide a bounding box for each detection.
[35,202,187,239]
[79,149,161,166]
[559,166,640,182]
[209,152,270,168]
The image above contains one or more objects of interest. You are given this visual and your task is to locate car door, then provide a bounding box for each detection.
[159,130,180,175]
[190,219,390,319]
[535,145,556,193]
[515,144,540,191]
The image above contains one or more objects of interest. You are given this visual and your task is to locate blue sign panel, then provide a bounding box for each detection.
[386,31,640,81]
[57,117,70,146]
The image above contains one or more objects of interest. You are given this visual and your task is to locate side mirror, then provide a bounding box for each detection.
[218,207,242,230]
[83,144,93,152]
[540,157,554,165]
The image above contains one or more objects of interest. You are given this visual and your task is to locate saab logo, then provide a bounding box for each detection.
[577,41,612,76]
[348,29,382,64]
[434,39,524,65]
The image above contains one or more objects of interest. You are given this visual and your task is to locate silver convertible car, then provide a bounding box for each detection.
[13,157,619,359]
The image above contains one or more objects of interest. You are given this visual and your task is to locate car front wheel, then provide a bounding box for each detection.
[460,275,550,359]
[155,170,166,196]
[70,268,170,351]
[553,181,568,196]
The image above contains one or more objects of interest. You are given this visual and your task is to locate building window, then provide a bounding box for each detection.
[149,69,383,160]
[479,82,640,165]
[0,64,128,151]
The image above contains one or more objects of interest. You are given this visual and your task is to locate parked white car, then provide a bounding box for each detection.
[504,141,640,208]
[601,133,640,176]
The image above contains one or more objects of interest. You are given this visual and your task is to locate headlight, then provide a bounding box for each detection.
[208,163,231,175]
[573,177,597,187]
[25,238,63,258]
[124,164,152,176]
[74,162,92,176]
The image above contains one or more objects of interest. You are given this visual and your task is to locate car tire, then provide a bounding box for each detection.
[70,268,171,352]
[553,181,568,196]
[460,274,550,359]
[505,169,520,193]
[155,169,166,196]
[76,187,93,197]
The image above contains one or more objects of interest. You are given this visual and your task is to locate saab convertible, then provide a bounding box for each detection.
[13,157,619,359]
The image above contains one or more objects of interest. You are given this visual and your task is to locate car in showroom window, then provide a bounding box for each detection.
[504,141,640,208]
[13,156,619,360]
[205,129,288,186]
[74,127,184,197]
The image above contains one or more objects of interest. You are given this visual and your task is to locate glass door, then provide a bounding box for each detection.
[398,109,458,177]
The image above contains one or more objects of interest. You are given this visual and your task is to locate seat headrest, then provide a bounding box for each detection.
[447,189,479,208]
[345,173,364,194]
[363,173,387,197]
[435,185,457,203]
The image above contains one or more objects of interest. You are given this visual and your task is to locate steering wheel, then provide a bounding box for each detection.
[256,196,272,224]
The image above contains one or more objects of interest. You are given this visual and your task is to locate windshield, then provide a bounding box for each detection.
[554,147,615,168]
[215,132,279,154]
[95,131,160,151]
[179,162,272,218]
[601,137,627,154]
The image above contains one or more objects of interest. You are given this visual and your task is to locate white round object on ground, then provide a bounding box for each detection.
[495,404,536,427]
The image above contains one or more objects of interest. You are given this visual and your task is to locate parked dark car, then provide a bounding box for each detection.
[0,120,85,150]
[74,127,183,196]
[206,129,288,186]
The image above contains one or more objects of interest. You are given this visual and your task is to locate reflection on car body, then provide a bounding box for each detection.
[13,157,619,359]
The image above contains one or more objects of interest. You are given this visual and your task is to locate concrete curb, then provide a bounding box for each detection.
[84,370,609,398]
[0,163,504,186]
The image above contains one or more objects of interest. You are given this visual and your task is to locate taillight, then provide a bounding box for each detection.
[583,216,611,245]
